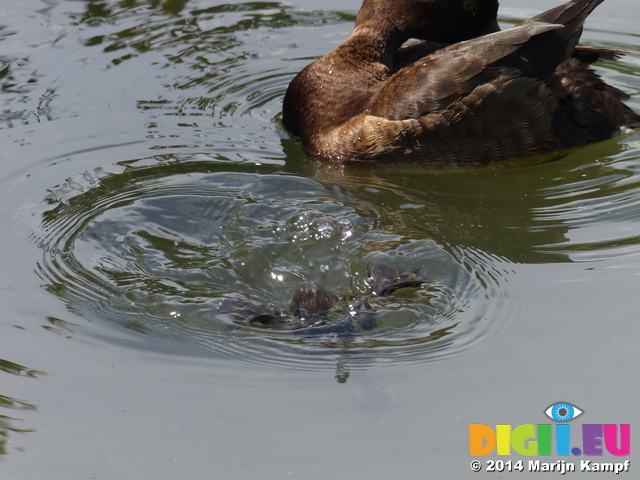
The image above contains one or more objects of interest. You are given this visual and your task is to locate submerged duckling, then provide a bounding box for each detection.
[282,0,640,163]
[218,263,426,333]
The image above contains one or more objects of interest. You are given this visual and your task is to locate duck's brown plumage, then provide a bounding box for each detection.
[282,0,640,164]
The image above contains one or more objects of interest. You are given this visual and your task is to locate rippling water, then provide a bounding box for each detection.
[15,0,640,375]
[2,0,640,474]
[33,160,514,373]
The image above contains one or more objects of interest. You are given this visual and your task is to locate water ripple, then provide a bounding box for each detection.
[72,2,354,160]
[533,145,640,263]
[18,2,640,376]
[32,161,509,372]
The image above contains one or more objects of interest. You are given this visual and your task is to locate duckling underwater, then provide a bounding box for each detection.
[218,263,427,336]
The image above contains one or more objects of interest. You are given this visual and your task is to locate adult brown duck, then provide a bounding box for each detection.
[282,0,640,164]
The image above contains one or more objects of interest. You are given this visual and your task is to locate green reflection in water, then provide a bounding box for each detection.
[0,361,41,458]
[43,316,78,337]
[0,413,36,456]
[0,359,46,378]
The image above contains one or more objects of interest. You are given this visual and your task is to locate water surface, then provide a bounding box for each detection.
[1,0,639,478]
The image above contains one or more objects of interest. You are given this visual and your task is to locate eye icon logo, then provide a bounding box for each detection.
[544,402,584,422]
[470,401,630,457]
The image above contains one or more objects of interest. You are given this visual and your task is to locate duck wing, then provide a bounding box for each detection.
[510,0,605,77]
[325,23,566,162]
[368,0,607,120]
[366,22,562,120]
[527,0,604,25]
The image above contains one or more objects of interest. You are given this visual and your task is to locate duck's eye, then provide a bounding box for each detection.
[462,1,477,12]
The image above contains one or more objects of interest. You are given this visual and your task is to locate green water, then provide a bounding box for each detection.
[1,0,639,478]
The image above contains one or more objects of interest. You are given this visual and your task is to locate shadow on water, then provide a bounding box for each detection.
[11,0,640,380]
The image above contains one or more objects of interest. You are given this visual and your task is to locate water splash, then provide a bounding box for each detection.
[31,160,508,372]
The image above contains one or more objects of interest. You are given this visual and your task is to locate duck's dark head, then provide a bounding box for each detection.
[355,0,500,44]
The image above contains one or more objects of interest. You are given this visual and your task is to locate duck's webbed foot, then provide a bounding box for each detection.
[218,295,284,326]
[366,262,427,297]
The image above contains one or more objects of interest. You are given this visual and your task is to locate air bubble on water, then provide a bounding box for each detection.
[337,218,354,243]
[287,211,315,243]
[314,218,337,240]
